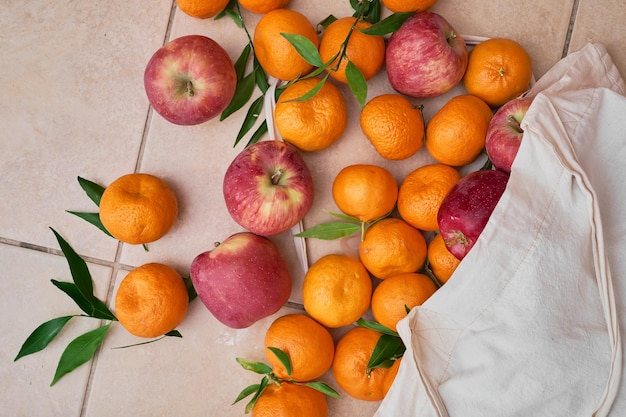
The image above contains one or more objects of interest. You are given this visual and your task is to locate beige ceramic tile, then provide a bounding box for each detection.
[431,0,575,79]
[1,244,113,417]
[0,1,173,261]
[84,281,378,417]
[569,0,626,80]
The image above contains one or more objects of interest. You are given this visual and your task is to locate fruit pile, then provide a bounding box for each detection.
[16,0,538,414]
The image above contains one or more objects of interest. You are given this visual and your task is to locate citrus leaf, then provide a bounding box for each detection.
[245,376,268,414]
[221,71,256,121]
[245,120,268,148]
[253,61,269,94]
[183,276,197,302]
[303,381,341,398]
[233,383,261,405]
[283,75,328,103]
[76,176,105,206]
[356,318,400,337]
[50,228,95,304]
[65,211,112,237]
[318,14,338,30]
[294,221,361,240]
[14,316,73,361]
[366,334,406,373]
[221,8,243,27]
[345,61,367,108]
[236,358,273,375]
[281,33,324,67]
[359,12,413,36]
[233,44,252,81]
[50,280,116,321]
[323,210,361,223]
[423,259,442,288]
[267,346,292,377]
[165,330,182,337]
[50,323,111,386]
[234,94,264,147]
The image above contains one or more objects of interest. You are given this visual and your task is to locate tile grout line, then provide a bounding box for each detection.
[562,0,580,58]
[79,5,181,415]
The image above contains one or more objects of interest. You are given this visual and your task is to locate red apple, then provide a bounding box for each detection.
[385,12,468,98]
[223,140,314,236]
[190,232,292,329]
[144,35,237,125]
[485,96,534,173]
[437,169,509,260]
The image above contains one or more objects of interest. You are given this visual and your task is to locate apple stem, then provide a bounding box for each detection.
[446,31,458,47]
[186,80,195,97]
[506,114,524,133]
[271,169,283,185]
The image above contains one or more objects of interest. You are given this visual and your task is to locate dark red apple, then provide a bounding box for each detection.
[437,169,509,260]
[485,96,534,173]
[144,35,237,125]
[223,140,314,236]
[385,12,468,98]
[190,232,292,329]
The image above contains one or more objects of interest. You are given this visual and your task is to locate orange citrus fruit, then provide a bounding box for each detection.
[332,326,392,401]
[360,94,425,160]
[397,163,461,231]
[99,173,178,245]
[383,356,402,395]
[239,0,290,14]
[115,263,189,338]
[252,382,328,417]
[427,233,460,284]
[302,254,372,328]
[371,272,437,331]
[359,218,427,280]
[464,38,533,107]
[253,9,319,81]
[332,164,398,223]
[425,94,493,166]
[264,314,335,381]
[381,0,437,12]
[274,78,348,151]
[319,17,385,84]
[175,0,230,18]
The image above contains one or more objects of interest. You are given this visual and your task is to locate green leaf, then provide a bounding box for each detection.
[356,318,400,337]
[221,71,256,121]
[221,8,243,27]
[50,280,117,321]
[183,276,197,302]
[323,210,361,223]
[253,62,269,94]
[214,0,238,21]
[50,228,95,304]
[267,346,292,377]
[303,381,341,398]
[65,211,112,237]
[283,75,329,103]
[236,358,273,375]
[245,376,268,413]
[359,12,414,36]
[234,95,264,147]
[76,177,105,206]
[281,33,324,67]
[318,14,338,30]
[51,323,111,386]
[294,221,361,240]
[245,120,268,147]
[14,316,73,361]
[345,61,367,108]
[233,44,252,81]
[366,334,406,374]
[165,330,182,338]
[422,259,442,288]
[233,383,261,405]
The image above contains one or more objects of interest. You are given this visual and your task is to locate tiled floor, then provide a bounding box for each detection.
[2,1,625,416]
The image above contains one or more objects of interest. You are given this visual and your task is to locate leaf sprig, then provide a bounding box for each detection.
[294,209,390,241]
[356,318,406,375]
[234,347,340,413]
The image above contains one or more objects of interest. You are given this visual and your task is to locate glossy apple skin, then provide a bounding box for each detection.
[190,232,292,329]
[144,35,237,125]
[437,170,509,260]
[386,12,468,98]
[485,96,534,173]
[223,140,314,236]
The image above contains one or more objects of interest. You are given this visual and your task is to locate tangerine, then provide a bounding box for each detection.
[427,233,460,284]
[360,94,425,160]
[381,0,437,12]
[115,263,189,338]
[239,0,290,14]
[175,0,230,18]
[252,382,328,417]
